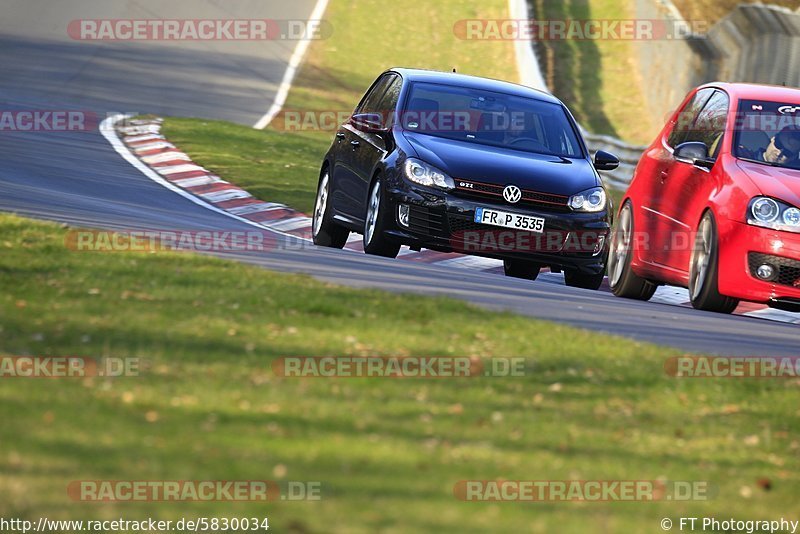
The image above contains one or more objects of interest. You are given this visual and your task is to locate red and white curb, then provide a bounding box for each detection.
[102,115,800,326]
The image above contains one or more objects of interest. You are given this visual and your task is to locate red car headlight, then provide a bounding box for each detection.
[747,197,800,233]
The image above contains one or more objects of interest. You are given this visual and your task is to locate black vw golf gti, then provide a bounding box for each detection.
[312,68,620,289]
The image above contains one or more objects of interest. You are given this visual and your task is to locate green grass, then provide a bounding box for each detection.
[2,214,800,532]
[277,0,517,116]
[531,0,660,145]
[163,0,520,215]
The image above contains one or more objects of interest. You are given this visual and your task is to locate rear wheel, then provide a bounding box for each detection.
[503,259,541,281]
[564,269,605,290]
[688,212,738,313]
[312,170,349,248]
[363,176,401,258]
[608,201,657,300]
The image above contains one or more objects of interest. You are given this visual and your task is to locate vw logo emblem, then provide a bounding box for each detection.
[503,185,522,204]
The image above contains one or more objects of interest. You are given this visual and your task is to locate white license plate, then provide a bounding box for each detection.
[474,207,545,233]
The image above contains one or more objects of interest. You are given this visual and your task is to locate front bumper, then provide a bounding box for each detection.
[383,180,611,275]
[718,219,800,309]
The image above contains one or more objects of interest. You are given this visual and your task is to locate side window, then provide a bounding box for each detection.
[376,75,402,114]
[684,90,729,159]
[357,74,393,114]
[375,75,402,128]
[667,88,715,148]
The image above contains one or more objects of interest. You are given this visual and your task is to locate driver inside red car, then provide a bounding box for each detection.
[739,125,800,165]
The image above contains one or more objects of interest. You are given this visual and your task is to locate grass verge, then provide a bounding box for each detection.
[161,0,523,215]
[531,0,659,145]
[2,214,800,531]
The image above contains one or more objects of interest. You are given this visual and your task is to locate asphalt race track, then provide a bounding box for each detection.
[1,1,799,356]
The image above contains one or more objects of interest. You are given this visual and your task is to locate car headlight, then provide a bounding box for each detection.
[404,159,455,190]
[747,197,800,233]
[569,187,607,213]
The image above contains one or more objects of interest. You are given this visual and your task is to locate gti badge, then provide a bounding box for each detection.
[503,185,522,204]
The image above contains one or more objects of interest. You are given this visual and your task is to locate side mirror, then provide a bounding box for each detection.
[594,150,619,171]
[674,141,714,170]
[351,112,387,133]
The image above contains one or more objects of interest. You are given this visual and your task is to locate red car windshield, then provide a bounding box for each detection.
[734,99,800,170]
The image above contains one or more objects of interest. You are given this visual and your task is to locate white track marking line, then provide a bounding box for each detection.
[141,151,192,164]
[172,175,224,188]
[538,272,565,283]
[130,118,163,125]
[124,133,165,143]
[132,141,175,153]
[434,256,503,270]
[199,189,252,203]
[650,286,692,306]
[252,0,331,129]
[155,164,208,175]
[119,125,160,135]
[228,202,288,215]
[741,308,800,324]
[269,216,312,231]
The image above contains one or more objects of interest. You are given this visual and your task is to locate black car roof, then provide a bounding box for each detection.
[389,68,562,105]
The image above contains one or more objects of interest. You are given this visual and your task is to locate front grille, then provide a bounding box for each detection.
[447,213,485,234]
[454,179,570,211]
[408,205,444,236]
[748,252,800,287]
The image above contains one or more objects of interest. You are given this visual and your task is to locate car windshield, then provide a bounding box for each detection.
[401,82,583,158]
[734,99,800,170]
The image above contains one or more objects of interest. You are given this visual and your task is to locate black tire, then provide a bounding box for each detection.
[608,201,657,300]
[503,259,541,281]
[688,212,739,313]
[363,176,401,258]
[312,169,349,248]
[564,269,605,290]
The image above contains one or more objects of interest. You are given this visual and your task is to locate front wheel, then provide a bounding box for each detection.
[503,259,541,281]
[363,177,400,258]
[688,212,738,313]
[608,201,657,300]
[312,170,349,248]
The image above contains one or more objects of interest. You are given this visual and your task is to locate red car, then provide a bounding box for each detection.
[609,83,800,313]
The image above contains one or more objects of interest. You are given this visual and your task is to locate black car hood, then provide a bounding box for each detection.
[401,131,599,195]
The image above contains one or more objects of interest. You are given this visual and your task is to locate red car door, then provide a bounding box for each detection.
[660,90,729,274]
[642,88,715,270]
